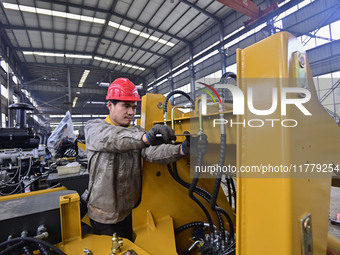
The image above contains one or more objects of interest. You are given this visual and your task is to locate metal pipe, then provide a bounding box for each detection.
[67,67,71,112]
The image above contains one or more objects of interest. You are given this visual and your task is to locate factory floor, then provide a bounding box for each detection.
[329,186,340,239]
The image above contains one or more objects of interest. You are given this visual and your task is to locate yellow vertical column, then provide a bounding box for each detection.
[236,32,335,255]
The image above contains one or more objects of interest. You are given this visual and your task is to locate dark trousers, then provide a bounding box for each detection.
[90,213,133,241]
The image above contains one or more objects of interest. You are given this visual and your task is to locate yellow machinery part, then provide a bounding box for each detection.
[134,93,236,254]
[236,32,339,255]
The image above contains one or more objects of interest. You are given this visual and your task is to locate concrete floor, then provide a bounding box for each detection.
[329,186,340,239]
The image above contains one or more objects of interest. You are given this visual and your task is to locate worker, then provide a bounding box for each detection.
[84,78,192,241]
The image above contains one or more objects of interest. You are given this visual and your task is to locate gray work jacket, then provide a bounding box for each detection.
[84,119,182,224]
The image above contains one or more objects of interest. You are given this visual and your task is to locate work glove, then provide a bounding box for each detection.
[181,131,208,155]
[145,124,176,145]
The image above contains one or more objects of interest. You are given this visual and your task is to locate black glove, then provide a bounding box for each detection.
[181,131,208,155]
[145,124,176,145]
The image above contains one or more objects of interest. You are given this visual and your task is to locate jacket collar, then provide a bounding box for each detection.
[105,115,115,125]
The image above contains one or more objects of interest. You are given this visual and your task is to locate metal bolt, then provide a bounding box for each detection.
[83,248,92,255]
[303,217,311,233]
[298,53,306,68]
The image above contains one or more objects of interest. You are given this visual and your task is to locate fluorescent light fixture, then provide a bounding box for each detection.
[86,101,106,105]
[23,51,64,57]
[49,115,67,118]
[108,21,175,47]
[22,52,144,72]
[72,97,78,108]
[78,70,90,88]
[65,54,92,59]
[23,51,92,59]
[99,82,110,87]
[76,91,80,94]
[3,2,105,24]
[94,56,145,71]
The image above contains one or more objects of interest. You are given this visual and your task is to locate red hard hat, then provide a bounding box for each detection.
[106,78,141,101]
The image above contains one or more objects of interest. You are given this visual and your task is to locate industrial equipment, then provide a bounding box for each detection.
[0,103,48,196]
[1,32,340,255]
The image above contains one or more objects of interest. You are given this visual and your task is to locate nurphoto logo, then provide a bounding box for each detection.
[197,82,311,128]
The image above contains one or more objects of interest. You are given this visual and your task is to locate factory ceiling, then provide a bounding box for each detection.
[0,0,284,125]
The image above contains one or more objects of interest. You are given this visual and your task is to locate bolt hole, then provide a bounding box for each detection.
[156,171,161,177]
[308,244,312,254]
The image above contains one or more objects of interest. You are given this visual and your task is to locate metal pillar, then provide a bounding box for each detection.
[153,70,158,94]
[6,47,13,127]
[67,67,72,113]
[219,21,227,76]
[189,43,196,102]
[168,58,175,105]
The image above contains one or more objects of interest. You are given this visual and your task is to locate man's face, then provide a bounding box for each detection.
[107,101,137,127]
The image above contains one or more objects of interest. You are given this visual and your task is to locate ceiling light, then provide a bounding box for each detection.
[72,97,78,108]
[94,56,145,71]
[108,21,175,47]
[3,2,105,24]
[23,51,92,59]
[86,101,106,105]
[78,70,90,88]
[99,82,110,87]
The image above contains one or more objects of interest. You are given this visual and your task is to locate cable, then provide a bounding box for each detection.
[169,163,226,242]
[0,237,66,255]
[175,221,207,234]
[188,150,215,237]
[163,90,195,120]
[230,177,236,213]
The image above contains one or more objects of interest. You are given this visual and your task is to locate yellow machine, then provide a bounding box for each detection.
[1,32,340,255]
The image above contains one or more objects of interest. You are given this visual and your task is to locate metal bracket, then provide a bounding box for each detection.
[300,214,313,255]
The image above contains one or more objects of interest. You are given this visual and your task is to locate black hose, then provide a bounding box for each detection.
[210,134,228,245]
[230,178,236,213]
[170,163,225,242]
[211,134,227,209]
[175,221,206,234]
[226,177,232,207]
[209,133,235,244]
[22,245,34,255]
[221,72,236,81]
[37,243,51,255]
[0,237,65,255]
[0,241,27,255]
[163,90,195,116]
[216,206,234,243]
[188,151,215,235]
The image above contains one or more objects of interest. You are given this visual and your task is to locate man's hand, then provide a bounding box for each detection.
[181,131,208,155]
[144,124,176,146]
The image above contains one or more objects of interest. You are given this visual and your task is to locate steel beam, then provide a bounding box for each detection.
[22,84,107,95]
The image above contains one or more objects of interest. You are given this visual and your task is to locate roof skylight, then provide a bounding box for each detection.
[3,2,175,47]
[108,21,175,47]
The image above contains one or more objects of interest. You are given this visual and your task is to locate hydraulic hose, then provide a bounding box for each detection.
[175,221,208,234]
[210,133,227,246]
[167,164,222,230]
[188,150,215,238]
[169,163,225,241]
[163,90,194,121]
[210,105,235,246]
[0,237,66,255]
